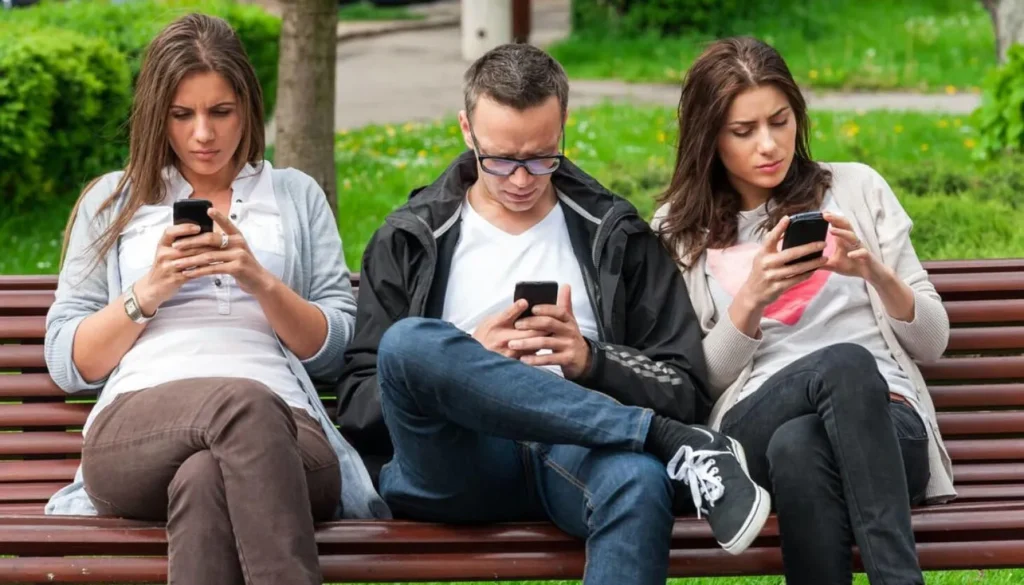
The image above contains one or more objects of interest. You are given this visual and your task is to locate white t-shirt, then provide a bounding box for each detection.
[442,196,600,377]
[705,194,917,404]
[85,163,310,435]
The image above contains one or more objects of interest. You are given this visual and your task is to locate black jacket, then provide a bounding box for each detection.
[335,151,712,480]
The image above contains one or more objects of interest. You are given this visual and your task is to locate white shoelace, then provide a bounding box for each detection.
[667,445,726,519]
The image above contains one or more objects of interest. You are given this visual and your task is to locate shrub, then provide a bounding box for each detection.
[570,0,803,38]
[974,43,1024,160]
[0,25,132,212]
[0,0,281,118]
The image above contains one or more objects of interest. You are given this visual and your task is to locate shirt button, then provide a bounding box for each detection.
[214,278,222,287]
[229,213,238,220]
[235,199,242,203]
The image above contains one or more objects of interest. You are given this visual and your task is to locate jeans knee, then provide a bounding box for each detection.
[595,453,673,520]
[818,343,887,400]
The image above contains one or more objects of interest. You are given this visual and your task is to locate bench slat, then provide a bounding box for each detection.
[919,356,1024,382]
[953,462,1024,483]
[0,346,43,369]
[945,300,1024,324]
[930,384,1024,409]
[947,327,1024,352]
[936,411,1024,436]
[930,272,1024,298]
[925,259,1024,274]
[0,483,69,503]
[0,374,66,398]
[0,317,44,340]
[0,460,78,482]
[0,404,90,428]
[945,439,1024,461]
[0,433,82,455]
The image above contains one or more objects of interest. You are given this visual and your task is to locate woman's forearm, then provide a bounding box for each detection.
[71,296,148,383]
[254,279,328,360]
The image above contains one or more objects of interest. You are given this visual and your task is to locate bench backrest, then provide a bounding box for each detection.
[0,261,1022,514]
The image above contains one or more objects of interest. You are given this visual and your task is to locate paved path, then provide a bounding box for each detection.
[266,0,982,140]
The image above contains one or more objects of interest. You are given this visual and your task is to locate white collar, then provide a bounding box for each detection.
[161,161,268,204]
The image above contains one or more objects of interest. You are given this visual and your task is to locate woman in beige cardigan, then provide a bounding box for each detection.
[652,37,954,585]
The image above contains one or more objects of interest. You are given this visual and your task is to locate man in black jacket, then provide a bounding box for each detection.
[336,44,769,582]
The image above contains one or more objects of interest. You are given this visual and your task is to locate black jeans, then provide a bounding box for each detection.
[720,343,930,585]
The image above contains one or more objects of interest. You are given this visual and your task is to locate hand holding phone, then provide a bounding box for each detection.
[781,211,829,265]
[513,281,559,318]
[736,215,829,312]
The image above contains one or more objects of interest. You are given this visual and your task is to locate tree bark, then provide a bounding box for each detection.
[982,0,1024,64]
[274,0,338,218]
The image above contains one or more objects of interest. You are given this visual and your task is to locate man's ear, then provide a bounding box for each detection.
[458,110,474,152]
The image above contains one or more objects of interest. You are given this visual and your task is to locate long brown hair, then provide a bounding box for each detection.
[656,36,832,265]
[60,13,265,269]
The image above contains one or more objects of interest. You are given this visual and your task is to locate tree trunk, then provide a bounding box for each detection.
[274,0,338,218]
[982,0,1024,64]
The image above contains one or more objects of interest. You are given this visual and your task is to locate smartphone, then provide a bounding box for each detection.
[514,281,559,318]
[173,199,214,234]
[781,211,829,266]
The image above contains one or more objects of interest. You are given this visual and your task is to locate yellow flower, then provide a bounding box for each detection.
[841,122,860,138]
[387,146,397,155]
[920,143,929,152]
[567,116,577,127]
[396,161,408,169]
[964,138,977,149]
[945,85,957,95]
[809,69,819,80]
[664,67,677,79]
[385,126,396,137]
[938,119,949,128]
[657,131,667,143]
[342,179,352,190]
[894,124,904,134]
[340,129,348,136]
[417,150,427,158]
[954,118,962,127]
[402,122,416,132]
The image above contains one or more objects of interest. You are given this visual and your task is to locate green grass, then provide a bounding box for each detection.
[337,1,424,21]
[335,572,1023,585]
[2,105,1022,277]
[549,0,995,92]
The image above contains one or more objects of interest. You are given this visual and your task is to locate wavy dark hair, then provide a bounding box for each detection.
[656,36,832,265]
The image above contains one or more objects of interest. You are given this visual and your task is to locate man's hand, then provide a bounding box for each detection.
[472,299,547,359]
[508,284,592,380]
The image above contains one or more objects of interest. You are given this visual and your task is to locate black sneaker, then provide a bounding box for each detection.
[666,425,770,555]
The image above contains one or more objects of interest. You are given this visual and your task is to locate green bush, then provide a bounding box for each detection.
[0,0,281,118]
[974,43,1024,160]
[0,25,132,212]
[878,156,1024,209]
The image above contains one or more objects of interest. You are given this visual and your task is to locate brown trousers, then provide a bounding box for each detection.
[81,378,341,585]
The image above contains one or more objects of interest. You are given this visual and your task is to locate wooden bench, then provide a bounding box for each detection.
[0,259,1022,583]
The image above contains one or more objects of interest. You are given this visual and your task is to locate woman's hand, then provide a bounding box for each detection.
[132,223,206,316]
[822,212,884,282]
[737,216,829,310]
[171,209,276,296]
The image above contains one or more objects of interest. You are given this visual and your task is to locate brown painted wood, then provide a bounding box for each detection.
[945,438,1024,461]
[929,384,1024,408]
[947,327,1024,351]
[924,259,1024,274]
[0,460,78,482]
[930,272,1024,297]
[0,345,44,369]
[952,462,1024,483]
[0,403,91,428]
[0,432,82,455]
[936,411,1024,436]
[0,373,66,398]
[945,300,1024,324]
[918,356,1024,381]
[0,316,44,340]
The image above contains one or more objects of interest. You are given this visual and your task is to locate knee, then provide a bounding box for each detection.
[168,451,222,511]
[595,454,673,519]
[215,378,293,427]
[378,318,458,380]
[819,343,887,399]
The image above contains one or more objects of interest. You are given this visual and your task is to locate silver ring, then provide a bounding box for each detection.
[219,233,230,249]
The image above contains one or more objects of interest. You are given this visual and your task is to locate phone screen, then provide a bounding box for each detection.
[514,281,558,318]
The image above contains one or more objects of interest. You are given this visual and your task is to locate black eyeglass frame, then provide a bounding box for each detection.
[467,122,567,177]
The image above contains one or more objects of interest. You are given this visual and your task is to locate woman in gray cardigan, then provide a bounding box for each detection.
[44,14,387,585]
[653,37,952,585]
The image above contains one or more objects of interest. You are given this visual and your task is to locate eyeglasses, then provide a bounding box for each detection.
[468,123,566,177]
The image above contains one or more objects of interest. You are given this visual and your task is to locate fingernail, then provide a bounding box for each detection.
[508,341,520,349]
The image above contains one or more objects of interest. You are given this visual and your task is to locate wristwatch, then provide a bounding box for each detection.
[124,284,155,324]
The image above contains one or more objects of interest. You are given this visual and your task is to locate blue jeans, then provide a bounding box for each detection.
[377,318,675,585]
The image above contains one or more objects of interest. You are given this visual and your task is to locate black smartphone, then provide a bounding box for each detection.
[514,281,559,318]
[173,199,214,234]
[781,211,829,265]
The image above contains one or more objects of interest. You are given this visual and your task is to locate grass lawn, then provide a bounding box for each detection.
[335,572,1023,585]
[338,1,424,21]
[2,105,1022,276]
[548,0,995,92]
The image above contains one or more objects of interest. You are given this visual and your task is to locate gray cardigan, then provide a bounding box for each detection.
[43,163,391,520]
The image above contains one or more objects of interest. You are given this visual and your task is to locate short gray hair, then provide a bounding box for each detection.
[463,43,569,120]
